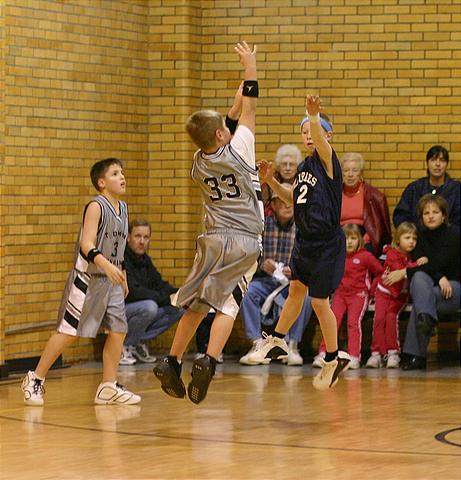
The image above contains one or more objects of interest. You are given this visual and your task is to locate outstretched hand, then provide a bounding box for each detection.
[306,95,322,116]
[235,41,257,69]
[257,159,274,183]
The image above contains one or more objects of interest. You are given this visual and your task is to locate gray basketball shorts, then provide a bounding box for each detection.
[57,270,127,338]
[172,230,261,320]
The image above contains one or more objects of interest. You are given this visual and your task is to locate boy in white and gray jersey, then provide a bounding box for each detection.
[154,41,262,404]
[22,158,140,406]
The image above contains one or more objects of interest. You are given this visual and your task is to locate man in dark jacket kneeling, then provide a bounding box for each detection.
[121,219,183,365]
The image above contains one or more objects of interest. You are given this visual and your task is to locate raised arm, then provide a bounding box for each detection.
[234,42,257,135]
[226,82,243,134]
[306,95,333,178]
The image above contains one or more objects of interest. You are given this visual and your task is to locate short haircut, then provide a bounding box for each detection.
[128,219,151,234]
[340,152,365,172]
[90,158,124,192]
[417,193,449,225]
[342,223,364,251]
[186,110,224,151]
[392,221,418,248]
[274,144,302,168]
[426,145,449,163]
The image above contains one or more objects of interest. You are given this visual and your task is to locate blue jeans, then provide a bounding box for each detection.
[124,300,183,346]
[240,277,312,342]
[403,271,460,357]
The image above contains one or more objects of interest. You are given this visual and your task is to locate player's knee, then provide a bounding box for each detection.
[311,297,329,312]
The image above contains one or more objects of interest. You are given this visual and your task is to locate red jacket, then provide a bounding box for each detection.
[374,246,419,299]
[336,248,384,296]
[362,182,392,256]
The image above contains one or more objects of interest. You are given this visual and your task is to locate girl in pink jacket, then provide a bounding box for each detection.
[366,222,427,369]
[314,224,383,369]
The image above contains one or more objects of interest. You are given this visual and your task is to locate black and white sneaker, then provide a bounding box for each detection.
[187,354,216,404]
[312,351,351,390]
[153,356,186,399]
[133,343,157,363]
[22,371,45,406]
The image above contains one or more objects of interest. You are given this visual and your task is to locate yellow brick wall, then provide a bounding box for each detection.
[2,0,151,362]
[0,3,5,365]
[1,1,460,364]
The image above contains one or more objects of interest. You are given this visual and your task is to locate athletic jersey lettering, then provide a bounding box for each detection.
[191,137,264,236]
[74,195,128,274]
[293,149,342,239]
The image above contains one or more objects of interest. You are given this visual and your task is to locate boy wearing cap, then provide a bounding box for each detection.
[249,96,351,390]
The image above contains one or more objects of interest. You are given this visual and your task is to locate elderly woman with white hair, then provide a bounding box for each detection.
[340,152,391,256]
[261,144,303,216]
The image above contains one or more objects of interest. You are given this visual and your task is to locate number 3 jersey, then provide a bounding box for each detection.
[74,195,128,275]
[191,125,264,236]
[293,149,343,240]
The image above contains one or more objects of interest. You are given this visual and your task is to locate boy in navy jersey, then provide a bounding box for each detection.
[249,95,351,390]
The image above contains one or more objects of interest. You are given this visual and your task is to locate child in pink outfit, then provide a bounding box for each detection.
[366,222,428,369]
[314,224,383,369]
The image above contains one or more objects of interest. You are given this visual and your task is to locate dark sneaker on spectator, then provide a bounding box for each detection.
[133,343,157,363]
[401,355,426,371]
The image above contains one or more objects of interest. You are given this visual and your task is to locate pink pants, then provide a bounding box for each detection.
[370,290,406,355]
[319,291,368,359]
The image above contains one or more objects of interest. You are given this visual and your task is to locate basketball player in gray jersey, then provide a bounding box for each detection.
[22,158,141,406]
[154,41,262,404]
[191,138,264,234]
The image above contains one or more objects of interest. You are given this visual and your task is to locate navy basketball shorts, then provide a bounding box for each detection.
[290,231,346,299]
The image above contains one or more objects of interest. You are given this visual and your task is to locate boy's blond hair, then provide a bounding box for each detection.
[342,223,364,251]
[392,221,418,248]
[186,110,225,151]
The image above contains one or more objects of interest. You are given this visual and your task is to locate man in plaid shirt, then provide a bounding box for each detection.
[239,187,312,366]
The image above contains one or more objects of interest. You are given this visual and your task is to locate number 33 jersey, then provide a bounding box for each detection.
[191,125,264,236]
[293,149,343,240]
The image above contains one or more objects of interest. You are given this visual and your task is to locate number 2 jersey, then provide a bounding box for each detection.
[293,148,343,241]
[191,125,264,236]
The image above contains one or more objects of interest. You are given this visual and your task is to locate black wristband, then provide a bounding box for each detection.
[225,115,239,134]
[243,80,259,98]
[87,248,102,263]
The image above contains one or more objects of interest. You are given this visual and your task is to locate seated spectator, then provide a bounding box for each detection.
[340,152,391,256]
[313,224,383,370]
[261,144,302,216]
[239,188,312,366]
[393,145,460,232]
[400,195,460,370]
[365,222,427,369]
[121,219,183,365]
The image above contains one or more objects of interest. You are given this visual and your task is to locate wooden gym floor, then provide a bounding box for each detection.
[0,359,460,480]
